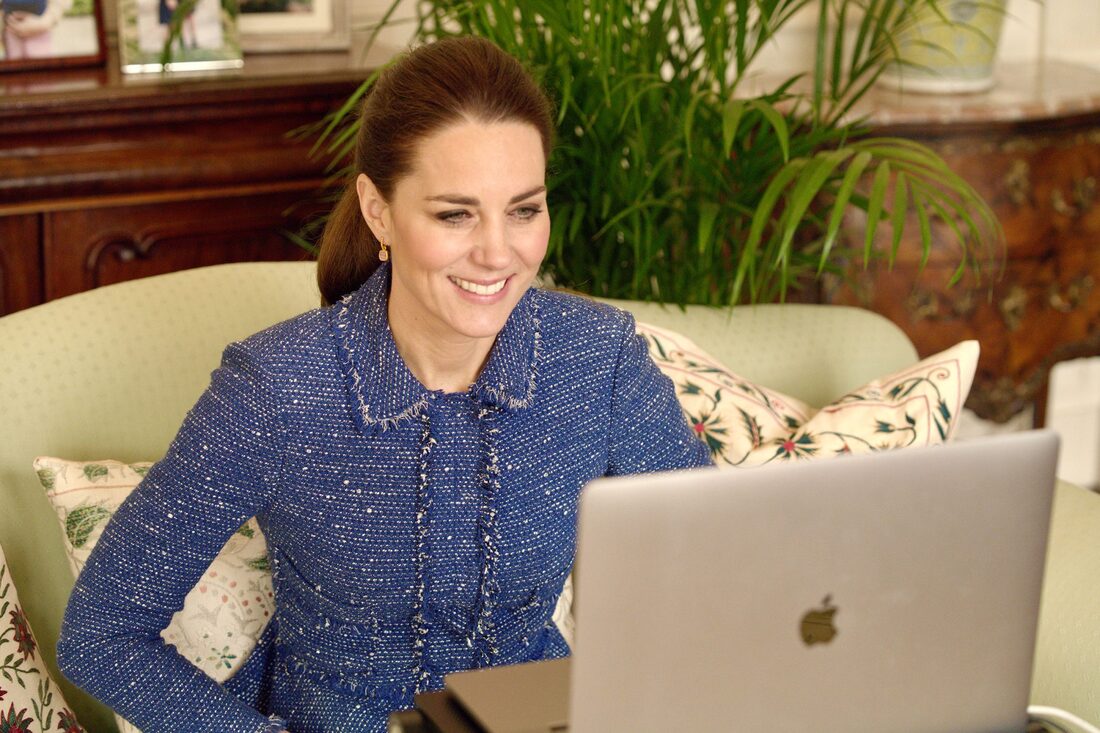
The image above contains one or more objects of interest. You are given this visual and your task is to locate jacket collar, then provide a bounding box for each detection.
[331,262,540,434]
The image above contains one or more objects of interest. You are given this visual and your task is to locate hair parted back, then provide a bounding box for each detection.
[317,36,555,306]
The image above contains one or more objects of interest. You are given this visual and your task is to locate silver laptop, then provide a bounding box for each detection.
[448,431,1059,733]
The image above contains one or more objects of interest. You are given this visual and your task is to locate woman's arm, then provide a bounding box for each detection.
[606,313,714,475]
[57,343,289,733]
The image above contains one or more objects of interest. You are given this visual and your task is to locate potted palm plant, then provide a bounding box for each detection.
[311,0,1000,306]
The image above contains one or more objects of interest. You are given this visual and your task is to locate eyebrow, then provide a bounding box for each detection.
[425,185,546,206]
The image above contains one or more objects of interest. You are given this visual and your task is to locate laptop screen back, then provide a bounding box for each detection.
[569,431,1058,733]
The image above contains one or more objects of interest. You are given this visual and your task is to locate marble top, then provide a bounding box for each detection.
[740,60,1100,128]
[852,61,1100,126]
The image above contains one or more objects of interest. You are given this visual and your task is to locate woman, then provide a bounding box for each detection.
[57,36,712,733]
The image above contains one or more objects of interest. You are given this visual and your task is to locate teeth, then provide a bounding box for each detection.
[451,276,506,296]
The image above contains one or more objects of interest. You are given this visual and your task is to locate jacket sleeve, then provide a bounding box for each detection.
[56,342,289,733]
[606,313,714,475]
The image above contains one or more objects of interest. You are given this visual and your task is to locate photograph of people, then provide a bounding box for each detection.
[2,0,63,59]
[0,0,97,61]
[55,36,713,733]
[136,0,221,56]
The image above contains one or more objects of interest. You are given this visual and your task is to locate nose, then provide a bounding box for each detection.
[470,217,512,271]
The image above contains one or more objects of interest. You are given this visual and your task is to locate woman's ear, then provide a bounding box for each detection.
[355,174,390,243]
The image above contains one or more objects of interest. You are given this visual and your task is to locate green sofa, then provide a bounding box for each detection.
[0,262,1096,731]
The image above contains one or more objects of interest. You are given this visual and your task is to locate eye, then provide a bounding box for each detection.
[436,210,471,225]
[513,205,543,220]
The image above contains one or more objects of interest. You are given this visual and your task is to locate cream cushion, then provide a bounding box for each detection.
[637,322,978,466]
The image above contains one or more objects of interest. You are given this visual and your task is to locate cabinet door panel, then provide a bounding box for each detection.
[45,190,317,301]
[0,214,43,315]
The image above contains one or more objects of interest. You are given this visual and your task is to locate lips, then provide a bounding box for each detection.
[449,275,508,296]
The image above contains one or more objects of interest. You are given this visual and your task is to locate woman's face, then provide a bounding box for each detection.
[360,119,549,347]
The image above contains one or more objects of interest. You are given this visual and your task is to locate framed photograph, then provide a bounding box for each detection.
[0,0,105,72]
[118,0,243,73]
[236,0,348,53]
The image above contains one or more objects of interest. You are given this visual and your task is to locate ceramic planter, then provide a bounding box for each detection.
[879,0,1009,93]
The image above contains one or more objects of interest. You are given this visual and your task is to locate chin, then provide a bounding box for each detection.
[449,310,515,341]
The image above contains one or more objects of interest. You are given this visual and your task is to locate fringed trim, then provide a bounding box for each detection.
[474,296,542,410]
[279,653,413,711]
[410,410,435,693]
[469,405,503,666]
[260,715,289,733]
[364,397,430,434]
[333,293,429,433]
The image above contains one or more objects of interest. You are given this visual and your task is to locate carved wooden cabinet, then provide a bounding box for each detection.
[0,50,367,316]
[826,62,1100,425]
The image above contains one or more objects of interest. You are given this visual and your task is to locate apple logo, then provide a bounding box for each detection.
[800,594,838,646]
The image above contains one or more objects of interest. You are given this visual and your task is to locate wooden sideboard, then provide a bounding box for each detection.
[827,61,1100,425]
[0,48,368,316]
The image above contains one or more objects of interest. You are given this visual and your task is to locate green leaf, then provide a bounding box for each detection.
[696,202,720,256]
[736,160,806,302]
[913,189,933,272]
[775,149,854,266]
[721,98,746,156]
[35,468,55,490]
[83,463,108,482]
[819,150,873,273]
[889,171,910,265]
[863,161,892,265]
[65,504,113,549]
[748,99,790,163]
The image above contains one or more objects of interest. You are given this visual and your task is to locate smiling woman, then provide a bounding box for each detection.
[357,120,550,393]
[55,36,712,733]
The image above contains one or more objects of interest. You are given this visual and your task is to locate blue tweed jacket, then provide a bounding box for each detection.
[57,263,712,733]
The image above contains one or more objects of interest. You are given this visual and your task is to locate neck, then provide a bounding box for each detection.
[387,302,495,394]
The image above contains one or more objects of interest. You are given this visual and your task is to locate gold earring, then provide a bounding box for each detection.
[378,237,389,262]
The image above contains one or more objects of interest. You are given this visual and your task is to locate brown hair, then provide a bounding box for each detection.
[317,36,555,305]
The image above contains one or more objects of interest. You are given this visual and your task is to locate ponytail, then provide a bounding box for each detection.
[317,184,384,306]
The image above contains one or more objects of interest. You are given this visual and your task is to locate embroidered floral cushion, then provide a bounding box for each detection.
[0,542,85,732]
[33,458,274,733]
[636,322,978,467]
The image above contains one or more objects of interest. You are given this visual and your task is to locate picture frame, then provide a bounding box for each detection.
[118,0,244,73]
[0,0,106,72]
[236,0,348,53]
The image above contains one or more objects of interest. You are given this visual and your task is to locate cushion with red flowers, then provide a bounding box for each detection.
[636,322,978,467]
[0,542,85,732]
